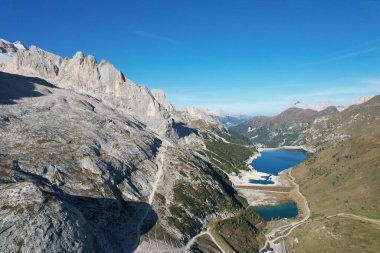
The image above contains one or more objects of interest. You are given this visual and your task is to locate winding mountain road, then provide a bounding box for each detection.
[261,169,380,253]
[267,169,310,240]
[186,228,226,253]
[260,168,311,253]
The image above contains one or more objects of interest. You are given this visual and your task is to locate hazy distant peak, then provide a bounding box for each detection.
[336,105,348,112]
[290,101,332,112]
[203,108,249,118]
[354,96,373,105]
[287,96,373,114]
[314,101,333,111]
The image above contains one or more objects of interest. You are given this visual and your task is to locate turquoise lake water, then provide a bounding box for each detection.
[249,148,306,220]
[251,149,308,176]
[252,202,299,221]
[249,175,275,185]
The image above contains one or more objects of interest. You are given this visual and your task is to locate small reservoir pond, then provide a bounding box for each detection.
[252,202,299,221]
[249,148,307,220]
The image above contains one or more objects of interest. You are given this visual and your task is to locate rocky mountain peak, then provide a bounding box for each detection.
[151,89,174,112]
[354,95,373,105]
[0,38,177,135]
[73,51,85,60]
[317,105,339,116]
[277,107,318,122]
[0,39,26,54]
[13,40,26,50]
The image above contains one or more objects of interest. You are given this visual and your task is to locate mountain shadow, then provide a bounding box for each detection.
[172,120,199,138]
[0,71,57,105]
[0,161,158,253]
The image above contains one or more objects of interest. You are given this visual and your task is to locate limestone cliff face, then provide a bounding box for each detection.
[1,40,174,135]
[0,39,249,253]
[14,45,62,78]
[151,89,175,112]
[0,39,26,54]
[57,53,171,124]
[180,107,220,125]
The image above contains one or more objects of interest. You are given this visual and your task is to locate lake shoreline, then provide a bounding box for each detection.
[233,146,309,187]
[251,201,299,221]
[230,146,313,252]
[257,145,314,153]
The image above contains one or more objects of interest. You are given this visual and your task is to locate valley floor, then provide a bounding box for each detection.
[207,147,312,253]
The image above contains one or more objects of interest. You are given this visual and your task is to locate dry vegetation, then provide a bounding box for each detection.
[285,216,380,253]
[293,115,380,218]
[190,234,223,253]
[210,208,266,253]
[287,97,380,252]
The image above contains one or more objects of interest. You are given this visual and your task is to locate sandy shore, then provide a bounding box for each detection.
[236,188,282,206]
[258,145,314,153]
[229,169,291,187]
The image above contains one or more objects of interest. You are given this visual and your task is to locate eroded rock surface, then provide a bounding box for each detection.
[0,40,250,253]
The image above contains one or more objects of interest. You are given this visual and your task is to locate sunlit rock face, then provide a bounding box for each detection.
[0,39,248,252]
[0,39,177,135]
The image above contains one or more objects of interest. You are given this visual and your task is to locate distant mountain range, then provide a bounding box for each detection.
[288,96,373,112]
[199,109,251,128]
[230,97,372,148]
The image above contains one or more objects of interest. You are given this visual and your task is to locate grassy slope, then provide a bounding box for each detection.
[293,101,380,218]
[182,120,266,252]
[190,234,223,253]
[286,216,380,253]
[287,97,380,252]
[294,138,380,218]
[167,152,246,238]
[202,128,256,174]
[167,122,258,240]
[211,208,266,253]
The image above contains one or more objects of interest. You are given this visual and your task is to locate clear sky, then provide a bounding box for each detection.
[1,0,380,115]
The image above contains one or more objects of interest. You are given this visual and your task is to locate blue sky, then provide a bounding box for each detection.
[1,0,380,115]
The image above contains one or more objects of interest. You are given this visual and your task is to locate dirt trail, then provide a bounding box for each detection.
[148,145,166,205]
[186,228,226,253]
[260,168,311,253]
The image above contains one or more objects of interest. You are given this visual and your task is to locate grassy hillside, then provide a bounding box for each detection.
[163,118,257,241]
[293,97,380,218]
[167,116,264,247]
[165,149,249,239]
[210,208,266,253]
[294,138,380,219]
[202,128,256,175]
[286,96,380,252]
[286,216,380,253]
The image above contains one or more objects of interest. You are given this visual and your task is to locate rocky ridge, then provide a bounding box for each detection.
[0,40,178,136]
[230,107,333,147]
[231,96,375,149]
[0,40,261,253]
